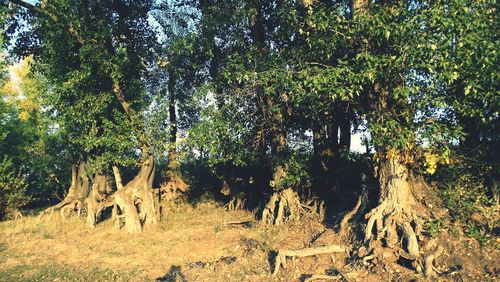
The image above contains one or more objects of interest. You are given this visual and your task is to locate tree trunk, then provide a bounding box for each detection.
[312,120,334,191]
[261,123,304,225]
[363,154,425,268]
[86,172,114,227]
[161,70,189,202]
[114,154,159,233]
[339,112,351,152]
[40,162,90,218]
[261,188,302,225]
[112,165,124,190]
[111,165,123,221]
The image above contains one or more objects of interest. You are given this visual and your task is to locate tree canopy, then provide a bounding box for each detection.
[0,0,498,277]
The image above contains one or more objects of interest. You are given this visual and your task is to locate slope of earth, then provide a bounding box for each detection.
[0,198,498,281]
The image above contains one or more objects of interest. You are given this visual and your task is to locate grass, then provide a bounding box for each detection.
[0,202,292,281]
[0,263,138,282]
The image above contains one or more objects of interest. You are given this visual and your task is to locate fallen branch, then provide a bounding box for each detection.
[304,274,342,281]
[273,244,346,276]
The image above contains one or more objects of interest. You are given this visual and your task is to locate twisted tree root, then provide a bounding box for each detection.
[339,192,367,239]
[422,239,444,278]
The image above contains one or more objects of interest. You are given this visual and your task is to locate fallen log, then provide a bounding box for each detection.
[273,244,347,276]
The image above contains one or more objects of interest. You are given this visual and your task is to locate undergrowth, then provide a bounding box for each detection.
[432,152,499,247]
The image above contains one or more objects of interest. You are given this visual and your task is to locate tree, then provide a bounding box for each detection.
[6,0,159,232]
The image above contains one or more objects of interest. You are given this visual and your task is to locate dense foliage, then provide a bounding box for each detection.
[0,0,497,255]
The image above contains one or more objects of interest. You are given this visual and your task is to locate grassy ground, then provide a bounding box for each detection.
[0,197,498,281]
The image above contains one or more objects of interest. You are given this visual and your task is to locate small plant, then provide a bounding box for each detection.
[466,223,492,247]
[214,224,222,236]
[424,218,446,237]
[279,153,311,190]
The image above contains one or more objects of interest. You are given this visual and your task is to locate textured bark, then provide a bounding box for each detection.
[261,188,302,225]
[247,0,269,155]
[40,162,90,218]
[338,112,351,151]
[86,173,114,227]
[245,0,300,225]
[226,192,246,211]
[312,121,332,189]
[363,156,426,269]
[161,71,189,201]
[114,155,159,233]
[112,166,124,190]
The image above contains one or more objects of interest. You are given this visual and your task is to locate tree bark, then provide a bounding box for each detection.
[112,166,124,190]
[114,154,159,233]
[313,119,334,191]
[338,111,351,152]
[161,70,189,200]
[363,154,424,268]
[40,162,90,218]
[86,172,114,227]
[245,0,302,225]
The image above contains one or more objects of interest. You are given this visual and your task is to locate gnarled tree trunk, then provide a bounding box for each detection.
[86,173,114,227]
[114,155,160,233]
[40,162,90,218]
[261,186,302,225]
[363,155,429,271]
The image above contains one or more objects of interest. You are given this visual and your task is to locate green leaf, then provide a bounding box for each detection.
[464,85,472,96]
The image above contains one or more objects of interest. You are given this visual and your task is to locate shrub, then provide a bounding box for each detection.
[0,156,30,219]
[433,152,498,243]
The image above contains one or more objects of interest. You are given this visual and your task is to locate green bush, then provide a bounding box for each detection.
[433,153,498,244]
[0,156,30,219]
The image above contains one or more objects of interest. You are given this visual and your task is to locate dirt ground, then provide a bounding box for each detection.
[0,199,498,281]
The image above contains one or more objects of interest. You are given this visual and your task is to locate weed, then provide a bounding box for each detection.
[424,218,446,237]
[466,223,492,247]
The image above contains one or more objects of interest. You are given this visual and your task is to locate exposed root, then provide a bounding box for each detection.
[114,155,160,233]
[6,208,23,220]
[261,188,302,225]
[272,245,347,276]
[86,173,114,227]
[163,170,189,195]
[226,192,246,211]
[362,157,436,273]
[160,170,189,210]
[338,191,367,239]
[39,163,90,218]
[270,192,362,277]
[225,220,256,227]
[301,197,326,221]
[422,239,444,278]
[305,269,350,282]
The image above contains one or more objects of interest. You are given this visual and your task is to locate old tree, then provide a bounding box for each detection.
[1,0,498,279]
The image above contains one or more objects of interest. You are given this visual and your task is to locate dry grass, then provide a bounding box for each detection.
[1,198,498,281]
[0,200,325,281]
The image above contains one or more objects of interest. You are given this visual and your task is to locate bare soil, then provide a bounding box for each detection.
[0,198,498,281]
